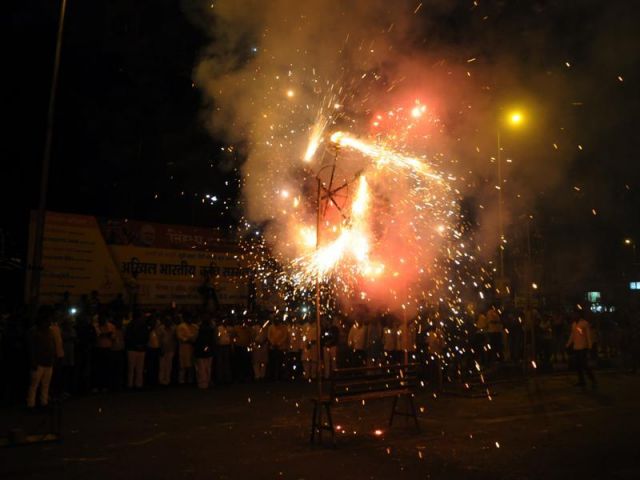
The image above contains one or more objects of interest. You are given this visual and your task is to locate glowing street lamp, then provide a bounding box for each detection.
[496,108,527,285]
[624,238,637,264]
[509,111,524,126]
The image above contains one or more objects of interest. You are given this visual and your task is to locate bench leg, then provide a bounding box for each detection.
[389,395,399,426]
[310,402,318,444]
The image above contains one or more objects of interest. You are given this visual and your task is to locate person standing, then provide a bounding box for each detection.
[347,321,367,367]
[382,315,397,365]
[233,318,253,382]
[302,319,318,380]
[194,316,216,389]
[60,315,76,396]
[566,311,597,388]
[475,309,489,365]
[157,315,176,386]
[486,305,504,363]
[145,315,161,387]
[427,327,446,390]
[125,314,149,389]
[365,316,383,367]
[216,316,233,384]
[267,317,289,381]
[176,314,199,384]
[398,318,417,364]
[49,313,65,397]
[93,314,115,391]
[27,308,57,409]
[322,318,339,378]
[110,316,126,391]
[287,320,304,380]
[251,315,269,380]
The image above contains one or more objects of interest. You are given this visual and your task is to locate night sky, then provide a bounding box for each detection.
[4,0,640,300]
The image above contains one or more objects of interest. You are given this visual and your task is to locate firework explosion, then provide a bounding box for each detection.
[195,0,490,329]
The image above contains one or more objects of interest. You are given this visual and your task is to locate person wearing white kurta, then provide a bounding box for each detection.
[397,320,417,363]
[382,324,397,363]
[251,322,269,380]
[157,319,176,386]
[347,322,367,367]
[176,319,199,384]
[302,321,318,379]
[288,322,304,379]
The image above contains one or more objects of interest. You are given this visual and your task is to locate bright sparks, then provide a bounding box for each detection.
[330,131,443,182]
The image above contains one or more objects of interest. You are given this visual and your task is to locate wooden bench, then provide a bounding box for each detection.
[310,363,422,444]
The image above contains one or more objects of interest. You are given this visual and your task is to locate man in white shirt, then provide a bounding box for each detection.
[302,319,318,379]
[216,317,233,384]
[382,314,397,364]
[288,320,304,380]
[347,321,367,367]
[251,315,269,380]
[398,319,417,364]
[566,311,597,388]
[176,315,199,384]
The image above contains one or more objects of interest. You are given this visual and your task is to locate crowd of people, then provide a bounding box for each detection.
[1,294,639,408]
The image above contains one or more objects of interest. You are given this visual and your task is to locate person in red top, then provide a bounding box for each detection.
[566,310,597,388]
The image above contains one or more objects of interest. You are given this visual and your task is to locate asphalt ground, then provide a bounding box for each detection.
[0,371,639,480]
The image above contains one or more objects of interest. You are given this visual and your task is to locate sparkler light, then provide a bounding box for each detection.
[197,0,491,342]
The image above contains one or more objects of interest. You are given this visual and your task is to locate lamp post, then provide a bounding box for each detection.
[30,0,68,311]
[312,151,356,399]
[495,109,524,294]
[624,238,637,265]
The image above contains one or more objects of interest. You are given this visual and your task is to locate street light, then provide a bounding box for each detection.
[496,109,526,290]
[624,238,637,264]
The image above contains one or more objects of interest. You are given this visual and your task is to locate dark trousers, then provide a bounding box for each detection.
[268,349,286,381]
[145,348,160,387]
[232,346,252,382]
[111,350,126,391]
[216,345,232,384]
[93,348,111,389]
[349,349,367,367]
[575,349,596,385]
[286,351,302,380]
[488,332,503,362]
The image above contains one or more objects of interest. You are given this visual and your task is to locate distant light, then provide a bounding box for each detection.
[251,46,258,53]
[531,283,538,290]
[286,89,295,98]
[630,282,640,291]
[509,111,523,125]
[586,291,601,303]
[373,429,384,436]
[624,238,633,245]
[69,307,77,315]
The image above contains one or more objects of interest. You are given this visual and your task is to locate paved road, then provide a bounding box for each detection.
[1,372,638,479]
